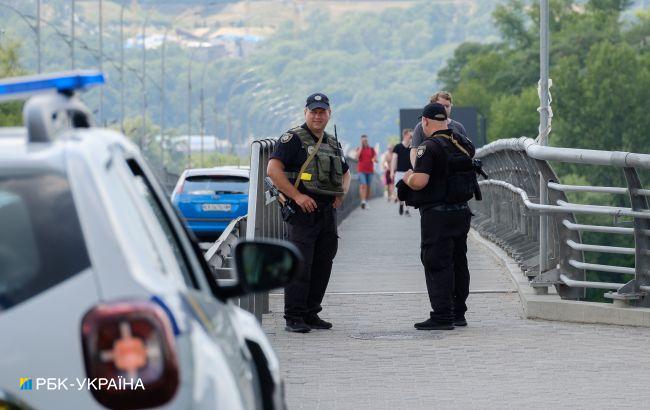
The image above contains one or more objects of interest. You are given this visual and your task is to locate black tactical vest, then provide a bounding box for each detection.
[410,133,476,207]
[283,126,345,196]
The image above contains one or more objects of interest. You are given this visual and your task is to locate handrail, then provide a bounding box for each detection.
[472,137,650,307]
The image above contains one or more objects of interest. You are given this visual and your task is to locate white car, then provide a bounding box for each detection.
[0,72,296,410]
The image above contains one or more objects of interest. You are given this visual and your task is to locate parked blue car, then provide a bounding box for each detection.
[171,166,249,240]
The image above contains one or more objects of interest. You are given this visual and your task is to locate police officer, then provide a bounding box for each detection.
[267,93,351,333]
[402,102,475,330]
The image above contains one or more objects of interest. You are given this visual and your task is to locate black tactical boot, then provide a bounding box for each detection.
[414,318,454,330]
[453,316,467,327]
[304,314,333,330]
[285,318,311,333]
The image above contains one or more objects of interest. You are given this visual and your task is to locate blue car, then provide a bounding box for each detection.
[171,166,249,241]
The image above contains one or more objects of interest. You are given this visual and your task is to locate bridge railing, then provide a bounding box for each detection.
[473,137,650,307]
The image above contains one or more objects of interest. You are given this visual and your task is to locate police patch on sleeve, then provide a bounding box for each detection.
[307,146,316,155]
[417,146,426,158]
[280,133,293,143]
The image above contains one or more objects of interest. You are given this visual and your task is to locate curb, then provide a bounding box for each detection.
[470,229,650,327]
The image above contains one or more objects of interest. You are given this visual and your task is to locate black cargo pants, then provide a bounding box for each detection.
[419,205,472,322]
[284,205,338,321]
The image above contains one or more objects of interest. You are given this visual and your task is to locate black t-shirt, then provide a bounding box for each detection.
[392,143,412,172]
[410,120,469,149]
[270,123,349,204]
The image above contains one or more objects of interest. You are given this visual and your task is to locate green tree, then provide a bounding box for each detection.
[0,40,25,126]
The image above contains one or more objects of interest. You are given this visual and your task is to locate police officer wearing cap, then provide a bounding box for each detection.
[402,102,476,330]
[267,93,351,333]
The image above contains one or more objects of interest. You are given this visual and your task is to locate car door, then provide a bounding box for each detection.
[122,157,260,409]
[0,170,102,410]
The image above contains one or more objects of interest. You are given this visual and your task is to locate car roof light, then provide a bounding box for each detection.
[0,70,105,102]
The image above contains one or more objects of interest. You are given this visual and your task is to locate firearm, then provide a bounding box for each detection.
[264,176,297,222]
[473,159,489,180]
[472,159,489,201]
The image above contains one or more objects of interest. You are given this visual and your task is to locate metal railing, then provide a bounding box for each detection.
[472,137,650,307]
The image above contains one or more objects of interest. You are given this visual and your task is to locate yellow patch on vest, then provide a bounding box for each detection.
[300,173,313,181]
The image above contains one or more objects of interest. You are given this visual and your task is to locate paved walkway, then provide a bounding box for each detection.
[263,198,650,409]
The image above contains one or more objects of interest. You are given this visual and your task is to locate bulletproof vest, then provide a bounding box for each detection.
[284,126,345,196]
[410,133,476,206]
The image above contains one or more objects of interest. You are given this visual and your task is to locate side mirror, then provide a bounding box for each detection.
[234,239,303,293]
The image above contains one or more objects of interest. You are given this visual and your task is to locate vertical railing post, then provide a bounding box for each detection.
[606,168,650,307]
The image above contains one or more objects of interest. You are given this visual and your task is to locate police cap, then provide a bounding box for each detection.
[420,102,448,122]
[306,93,330,110]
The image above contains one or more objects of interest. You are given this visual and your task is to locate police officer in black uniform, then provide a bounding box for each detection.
[402,102,476,330]
[267,93,351,333]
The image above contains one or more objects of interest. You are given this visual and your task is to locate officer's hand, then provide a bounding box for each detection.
[403,169,414,185]
[295,193,317,213]
[333,195,344,209]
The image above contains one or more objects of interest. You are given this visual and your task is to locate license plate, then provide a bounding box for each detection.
[202,203,231,212]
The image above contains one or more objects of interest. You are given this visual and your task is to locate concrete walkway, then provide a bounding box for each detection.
[263,198,650,409]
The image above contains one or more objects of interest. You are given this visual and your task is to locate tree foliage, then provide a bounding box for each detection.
[438,0,650,300]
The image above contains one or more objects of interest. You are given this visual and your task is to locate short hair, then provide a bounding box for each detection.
[360,134,368,139]
[429,91,453,104]
[402,128,412,137]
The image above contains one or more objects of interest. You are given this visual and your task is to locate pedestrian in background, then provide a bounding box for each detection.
[381,143,395,201]
[391,128,413,216]
[355,134,376,210]
[410,91,470,167]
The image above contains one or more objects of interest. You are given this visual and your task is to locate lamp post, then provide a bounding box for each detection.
[140,15,150,151]
[538,0,551,279]
[161,10,200,167]
[70,0,75,69]
[119,5,125,133]
[36,0,41,73]
[98,0,104,125]
[0,2,41,72]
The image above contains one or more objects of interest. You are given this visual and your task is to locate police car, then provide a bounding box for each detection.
[0,71,297,409]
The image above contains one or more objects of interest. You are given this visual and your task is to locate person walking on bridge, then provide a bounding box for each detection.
[402,102,475,330]
[391,128,413,216]
[381,143,395,201]
[267,93,352,333]
[355,134,376,209]
[410,91,470,167]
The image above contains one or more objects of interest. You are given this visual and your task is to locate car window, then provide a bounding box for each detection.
[183,175,249,195]
[0,173,91,311]
[126,160,200,290]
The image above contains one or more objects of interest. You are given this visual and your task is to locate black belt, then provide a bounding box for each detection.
[420,203,469,212]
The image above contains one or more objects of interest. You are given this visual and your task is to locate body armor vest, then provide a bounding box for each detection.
[284,126,345,196]
[410,133,476,207]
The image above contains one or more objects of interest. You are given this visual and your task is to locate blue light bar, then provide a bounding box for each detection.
[0,70,105,101]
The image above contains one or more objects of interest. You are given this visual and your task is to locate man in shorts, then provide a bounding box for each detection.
[356,134,376,209]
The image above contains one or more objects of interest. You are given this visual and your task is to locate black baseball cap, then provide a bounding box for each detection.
[306,93,330,110]
[421,102,448,121]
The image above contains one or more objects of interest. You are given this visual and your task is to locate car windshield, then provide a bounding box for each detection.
[0,172,91,311]
[183,175,249,195]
